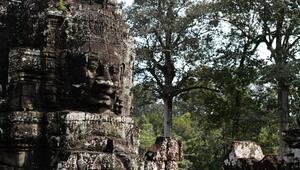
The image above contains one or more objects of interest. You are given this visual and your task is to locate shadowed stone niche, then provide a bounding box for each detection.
[0,0,139,169]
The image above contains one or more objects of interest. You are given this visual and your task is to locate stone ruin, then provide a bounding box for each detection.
[0,0,130,169]
[222,141,281,170]
[0,0,183,169]
[143,137,183,170]
[222,138,300,170]
[222,120,300,170]
[282,118,300,169]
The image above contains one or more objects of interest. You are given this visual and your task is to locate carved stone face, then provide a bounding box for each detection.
[69,52,122,112]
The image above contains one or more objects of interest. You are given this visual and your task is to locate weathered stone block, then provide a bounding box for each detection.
[167,138,182,161]
[46,111,140,169]
[223,141,265,169]
[48,111,137,142]
[58,152,132,170]
[9,48,41,73]
[7,48,43,110]
[166,161,179,170]
[144,161,165,170]
[144,137,182,170]
[145,137,182,162]
[0,111,44,142]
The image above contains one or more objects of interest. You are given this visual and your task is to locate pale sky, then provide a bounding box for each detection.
[117,0,134,6]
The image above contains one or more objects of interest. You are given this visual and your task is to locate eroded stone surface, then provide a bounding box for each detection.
[143,137,183,170]
[223,141,264,168]
[283,120,300,169]
[57,152,135,170]
[222,141,283,170]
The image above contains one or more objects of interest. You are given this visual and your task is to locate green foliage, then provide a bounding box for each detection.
[58,0,69,13]
[186,127,227,170]
[173,112,196,140]
[134,112,163,149]
[218,0,300,158]
[258,126,280,155]
[139,123,157,149]
[129,0,300,168]
[47,0,69,13]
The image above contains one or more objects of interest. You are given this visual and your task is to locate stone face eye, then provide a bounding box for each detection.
[109,66,118,74]
[96,64,105,74]
[88,60,98,71]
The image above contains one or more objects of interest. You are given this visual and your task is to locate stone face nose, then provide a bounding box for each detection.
[96,66,112,82]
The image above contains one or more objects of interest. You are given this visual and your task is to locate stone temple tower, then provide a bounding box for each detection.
[0,0,139,169]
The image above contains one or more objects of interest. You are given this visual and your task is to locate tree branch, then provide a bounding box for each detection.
[288,36,300,51]
[154,29,165,48]
[174,86,220,96]
[147,66,164,92]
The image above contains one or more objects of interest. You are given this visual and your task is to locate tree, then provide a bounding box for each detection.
[219,0,300,159]
[208,26,265,139]
[126,0,218,137]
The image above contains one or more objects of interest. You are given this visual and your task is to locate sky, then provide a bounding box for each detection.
[117,0,134,6]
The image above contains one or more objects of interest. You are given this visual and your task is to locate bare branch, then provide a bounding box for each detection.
[146,66,164,92]
[174,86,220,96]
[288,36,300,51]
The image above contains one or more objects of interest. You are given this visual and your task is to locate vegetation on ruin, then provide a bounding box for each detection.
[58,0,69,13]
[126,0,300,169]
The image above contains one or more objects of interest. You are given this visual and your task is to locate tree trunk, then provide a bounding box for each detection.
[0,49,8,98]
[278,82,289,160]
[232,90,241,140]
[163,97,173,137]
